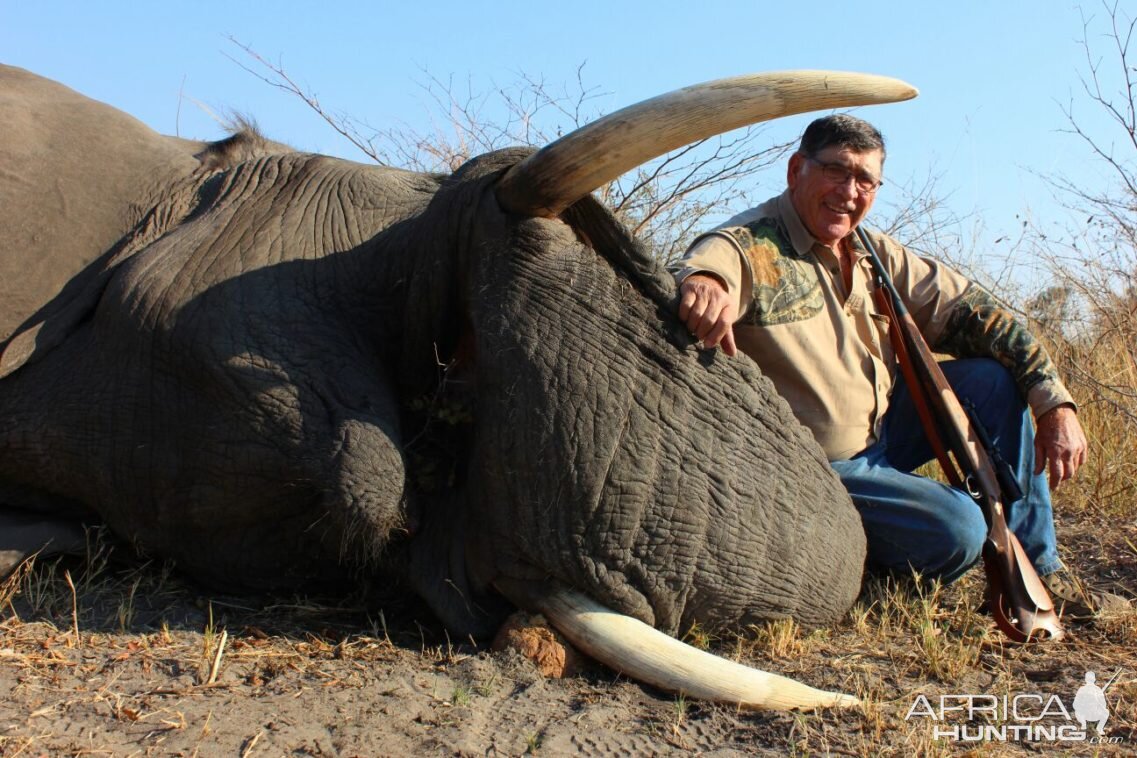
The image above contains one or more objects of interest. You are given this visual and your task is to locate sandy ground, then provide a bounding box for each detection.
[0,514,1133,757]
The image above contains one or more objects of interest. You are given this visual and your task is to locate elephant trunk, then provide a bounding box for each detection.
[520,586,860,711]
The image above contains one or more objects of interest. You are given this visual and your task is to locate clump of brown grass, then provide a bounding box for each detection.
[0,556,34,613]
[1042,319,1137,520]
[845,573,990,684]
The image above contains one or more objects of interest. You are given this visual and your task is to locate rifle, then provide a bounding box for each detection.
[854,226,1064,642]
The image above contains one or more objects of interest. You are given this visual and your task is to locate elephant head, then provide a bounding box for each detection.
[0,64,916,709]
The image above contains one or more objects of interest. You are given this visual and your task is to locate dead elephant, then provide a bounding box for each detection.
[0,64,917,708]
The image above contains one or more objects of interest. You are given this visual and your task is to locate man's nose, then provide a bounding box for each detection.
[833,176,859,199]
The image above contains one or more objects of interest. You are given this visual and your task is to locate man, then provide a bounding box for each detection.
[675,114,1126,619]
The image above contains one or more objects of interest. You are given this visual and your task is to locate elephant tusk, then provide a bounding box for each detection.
[495,70,917,218]
[535,588,860,711]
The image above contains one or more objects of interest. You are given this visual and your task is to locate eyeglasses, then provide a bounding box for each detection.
[805,157,882,194]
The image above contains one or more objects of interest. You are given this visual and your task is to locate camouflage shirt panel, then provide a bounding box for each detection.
[718,218,824,327]
[931,283,1059,398]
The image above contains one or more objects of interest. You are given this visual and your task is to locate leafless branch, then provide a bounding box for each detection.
[224,37,387,163]
[229,40,802,267]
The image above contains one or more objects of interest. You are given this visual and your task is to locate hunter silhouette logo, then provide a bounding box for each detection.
[1073,671,1116,736]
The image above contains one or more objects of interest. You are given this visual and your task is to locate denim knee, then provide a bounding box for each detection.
[952,358,1023,411]
[924,506,988,584]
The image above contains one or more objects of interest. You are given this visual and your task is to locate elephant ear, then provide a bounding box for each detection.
[0,247,126,378]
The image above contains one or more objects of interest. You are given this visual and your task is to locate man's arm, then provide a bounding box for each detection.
[931,284,1088,488]
[674,232,752,356]
[882,243,1086,488]
[871,230,1087,488]
[678,274,738,356]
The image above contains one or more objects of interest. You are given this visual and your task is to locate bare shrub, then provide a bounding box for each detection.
[1021,2,1137,517]
[228,39,797,267]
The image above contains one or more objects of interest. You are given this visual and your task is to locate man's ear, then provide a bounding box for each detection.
[787,153,805,191]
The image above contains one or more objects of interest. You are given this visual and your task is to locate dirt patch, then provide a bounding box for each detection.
[1,515,1134,756]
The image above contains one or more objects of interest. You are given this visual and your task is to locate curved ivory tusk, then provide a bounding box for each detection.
[536,588,860,711]
[495,70,918,218]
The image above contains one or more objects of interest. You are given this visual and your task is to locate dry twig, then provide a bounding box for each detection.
[206,629,228,685]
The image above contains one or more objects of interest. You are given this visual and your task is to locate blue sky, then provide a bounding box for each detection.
[2,2,1126,266]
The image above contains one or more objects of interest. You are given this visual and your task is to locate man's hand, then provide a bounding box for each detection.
[1034,404,1088,489]
[678,274,738,356]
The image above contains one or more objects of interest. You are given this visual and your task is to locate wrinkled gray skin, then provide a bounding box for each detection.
[0,64,865,639]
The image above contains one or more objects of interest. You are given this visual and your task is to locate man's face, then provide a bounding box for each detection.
[787,146,883,248]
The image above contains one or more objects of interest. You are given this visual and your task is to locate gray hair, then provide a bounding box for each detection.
[798,114,886,162]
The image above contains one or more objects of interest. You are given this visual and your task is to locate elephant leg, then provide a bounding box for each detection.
[0,508,88,578]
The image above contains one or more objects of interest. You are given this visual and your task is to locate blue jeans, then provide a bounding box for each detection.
[829,358,1061,584]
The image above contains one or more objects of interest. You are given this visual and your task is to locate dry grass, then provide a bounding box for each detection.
[0,515,1128,756]
[1047,326,1137,522]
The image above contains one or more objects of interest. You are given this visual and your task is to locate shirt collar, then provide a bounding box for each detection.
[775,190,818,258]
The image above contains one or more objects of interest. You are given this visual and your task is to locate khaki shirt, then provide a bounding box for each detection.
[675,191,1073,460]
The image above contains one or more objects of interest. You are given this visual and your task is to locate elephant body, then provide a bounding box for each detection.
[0,63,867,652]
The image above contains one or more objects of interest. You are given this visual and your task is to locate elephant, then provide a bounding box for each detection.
[0,64,916,709]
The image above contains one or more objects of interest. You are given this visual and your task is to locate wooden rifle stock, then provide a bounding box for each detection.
[854,226,1063,642]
